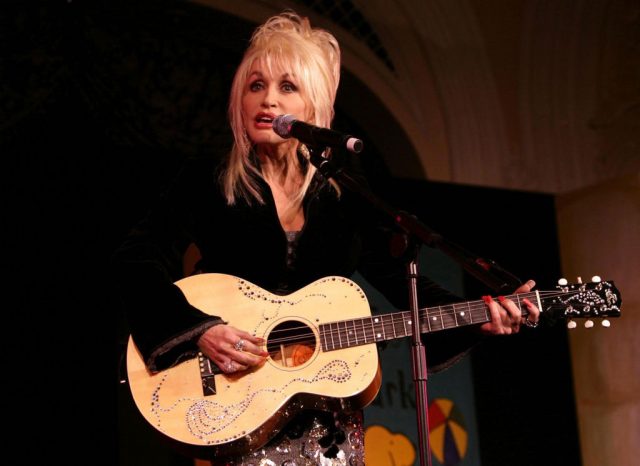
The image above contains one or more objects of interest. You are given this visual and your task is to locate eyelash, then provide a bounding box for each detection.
[248,80,297,93]
[249,81,264,92]
[281,82,297,92]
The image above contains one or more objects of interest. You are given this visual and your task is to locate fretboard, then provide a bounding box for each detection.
[319,291,536,352]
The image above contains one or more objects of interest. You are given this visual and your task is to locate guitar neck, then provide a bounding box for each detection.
[319,291,538,352]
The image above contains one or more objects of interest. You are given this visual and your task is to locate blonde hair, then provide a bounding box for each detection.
[222,10,341,205]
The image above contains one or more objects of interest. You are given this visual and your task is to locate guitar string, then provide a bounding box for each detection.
[262,289,616,347]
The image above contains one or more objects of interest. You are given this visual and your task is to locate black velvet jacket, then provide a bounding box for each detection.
[112,155,482,372]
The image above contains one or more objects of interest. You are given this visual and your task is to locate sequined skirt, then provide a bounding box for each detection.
[208,409,365,466]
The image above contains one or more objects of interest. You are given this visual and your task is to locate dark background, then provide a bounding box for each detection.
[3,2,578,465]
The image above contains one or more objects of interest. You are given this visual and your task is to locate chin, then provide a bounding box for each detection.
[250,133,289,147]
[246,131,274,144]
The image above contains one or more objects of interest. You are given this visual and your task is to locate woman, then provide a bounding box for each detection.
[114,10,540,465]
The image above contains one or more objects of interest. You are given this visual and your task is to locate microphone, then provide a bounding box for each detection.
[272,114,363,153]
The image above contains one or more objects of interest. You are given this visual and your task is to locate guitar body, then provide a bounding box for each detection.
[126,273,382,457]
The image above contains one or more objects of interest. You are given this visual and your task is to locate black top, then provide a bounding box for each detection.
[112,154,481,373]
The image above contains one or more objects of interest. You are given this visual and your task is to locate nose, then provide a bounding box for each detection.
[261,84,277,108]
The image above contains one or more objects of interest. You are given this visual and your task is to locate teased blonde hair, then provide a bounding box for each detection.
[222,10,341,205]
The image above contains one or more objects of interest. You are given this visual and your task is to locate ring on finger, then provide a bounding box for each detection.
[225,360,236,372]
[524,317,539,329]
[234,338,245,352]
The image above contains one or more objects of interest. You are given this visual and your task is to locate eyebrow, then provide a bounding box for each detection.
[247,71,294,80]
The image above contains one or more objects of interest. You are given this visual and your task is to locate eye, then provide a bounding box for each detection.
[281,81,298,93]
[248,80,264,92]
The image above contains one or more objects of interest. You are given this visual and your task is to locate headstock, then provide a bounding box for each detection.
[541,275,622,329]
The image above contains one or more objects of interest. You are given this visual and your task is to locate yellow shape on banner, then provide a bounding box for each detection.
[365,425,416,466]
[429,423,447,464]
[428,398,469,465]
[448,420,468,456]
[435,398,454,417]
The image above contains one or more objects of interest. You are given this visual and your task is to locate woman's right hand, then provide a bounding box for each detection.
[197,324,268,374]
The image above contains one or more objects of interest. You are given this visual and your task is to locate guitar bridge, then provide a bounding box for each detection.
[202,374,217,396]
[198,352,220,396]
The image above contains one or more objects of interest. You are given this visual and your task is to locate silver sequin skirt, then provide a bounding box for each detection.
[209,410,365,466]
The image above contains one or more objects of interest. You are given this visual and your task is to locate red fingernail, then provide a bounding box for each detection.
[498,296,506,303]
[482,295,492,304]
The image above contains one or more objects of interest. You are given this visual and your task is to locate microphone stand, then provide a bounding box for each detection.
[305,146,522,466]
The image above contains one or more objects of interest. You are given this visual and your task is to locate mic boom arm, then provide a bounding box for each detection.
[305,145,523,293]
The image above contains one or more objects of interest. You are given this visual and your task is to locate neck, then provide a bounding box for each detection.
[256,143,302,188]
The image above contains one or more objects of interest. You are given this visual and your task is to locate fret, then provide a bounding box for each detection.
[369,317,376,343]
[426,310,439,332]
[351,320,358,345]
[324,323,331,351]
[372,316,383,341]
[341,320,351,347]
[355,318,361,344]
[453,302,471,327]
[419,310,427,333]
[452,303,459,327]
[370,317,378,342]
[437,306,448,330]
[321,325,328,351]
[443,305,458,330]
[432,310,442,331]
[343,321,350,347]
[401,311,409,336]
[323,323,331,351]
[359,318,366,343]
[360,318,368,344]
[336,321,343,349]
[423,308,432,333]
[382,314,395,340]
[377,316,386,340]
[515,294,523,317]
[389,313,400,338]
[329,322,336,351]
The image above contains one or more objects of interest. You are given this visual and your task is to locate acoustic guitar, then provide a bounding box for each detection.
[126,273,621,457]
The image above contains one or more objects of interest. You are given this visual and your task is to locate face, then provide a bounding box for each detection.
[241,60,308,150]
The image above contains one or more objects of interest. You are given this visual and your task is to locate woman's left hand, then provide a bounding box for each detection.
[478,279,541,335]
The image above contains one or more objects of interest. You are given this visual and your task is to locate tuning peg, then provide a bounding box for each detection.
[601,319,611,328]
[567,320,577,329]
[584,320,594,328]
[558,278,568,286]
[591,275,601,283]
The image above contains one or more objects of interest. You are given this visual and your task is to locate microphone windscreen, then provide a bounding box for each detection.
[272,114,296,138]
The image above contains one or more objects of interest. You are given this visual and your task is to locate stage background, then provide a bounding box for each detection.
[3,2,610,465]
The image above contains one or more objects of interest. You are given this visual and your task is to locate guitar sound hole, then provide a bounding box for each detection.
[266,320,317,368]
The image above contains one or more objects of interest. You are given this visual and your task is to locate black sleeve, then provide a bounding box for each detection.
[111,157,223,372]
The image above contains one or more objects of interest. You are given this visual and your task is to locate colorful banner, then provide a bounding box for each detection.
[353,247,481,466]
